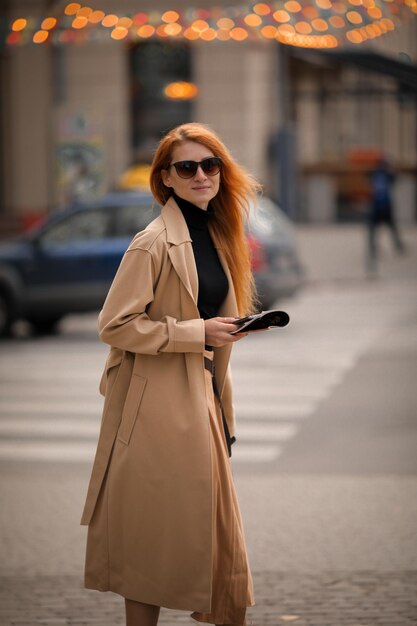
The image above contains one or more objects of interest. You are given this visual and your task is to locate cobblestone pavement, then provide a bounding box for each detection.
[1,225,417,626]
[1,571,417,626]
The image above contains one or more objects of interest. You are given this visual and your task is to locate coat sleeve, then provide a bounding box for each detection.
[98,247,205,354]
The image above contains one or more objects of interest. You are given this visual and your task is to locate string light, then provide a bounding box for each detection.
[33,30,49,43]
[77,7,92,18]
[217,17,235,29]
[89,11,105,23]
[162,11,180,23]
[253,3,271,15]
[12,18,27,31]
[4,1,414,50]
[273,10,291,22]
[244,13,263,26]
[111,26,128,40]
[101,14,118,28]
[137,25,155,38]
[64,3,80,16]
[41,17,57,30]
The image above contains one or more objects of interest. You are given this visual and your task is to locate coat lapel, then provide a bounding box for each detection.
[162,198,238,395]
[162,198,199,309]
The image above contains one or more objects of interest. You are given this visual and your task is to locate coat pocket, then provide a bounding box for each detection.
[117,374,147,445]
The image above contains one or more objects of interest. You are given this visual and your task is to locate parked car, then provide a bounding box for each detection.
[0,191,303,336]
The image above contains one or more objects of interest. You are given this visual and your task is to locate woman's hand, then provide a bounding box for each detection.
[204,317,248,347]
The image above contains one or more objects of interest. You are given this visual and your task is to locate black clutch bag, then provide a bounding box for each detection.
[230,309,290,334]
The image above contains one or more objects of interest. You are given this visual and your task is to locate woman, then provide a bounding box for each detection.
[81,122,261,626]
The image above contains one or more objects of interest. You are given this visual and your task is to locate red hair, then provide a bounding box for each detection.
[150,123,261,315]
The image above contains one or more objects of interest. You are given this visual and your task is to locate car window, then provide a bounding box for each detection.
[249,198,292,236]
[114,203,159,237]
[40,208,110,244]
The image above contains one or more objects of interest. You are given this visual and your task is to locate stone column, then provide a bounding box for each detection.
[193,41,277,187]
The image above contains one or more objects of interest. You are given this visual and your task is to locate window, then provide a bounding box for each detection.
[114,203,160,237]
[40,209,110,244]
[130,42,193,159]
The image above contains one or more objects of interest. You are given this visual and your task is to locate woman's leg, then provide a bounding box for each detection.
[125,599,160,626]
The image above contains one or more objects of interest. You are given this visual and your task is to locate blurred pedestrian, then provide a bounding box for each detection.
[81,123,262,626]
[367,157,405,272]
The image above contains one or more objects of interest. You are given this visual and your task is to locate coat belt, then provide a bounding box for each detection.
[203,356,235,457]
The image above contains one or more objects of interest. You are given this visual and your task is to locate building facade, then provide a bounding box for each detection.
[1,0,416,230]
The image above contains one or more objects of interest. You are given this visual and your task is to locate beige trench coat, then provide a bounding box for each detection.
[81,197,239,612]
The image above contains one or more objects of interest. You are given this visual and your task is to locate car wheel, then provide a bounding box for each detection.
[29,316,63,335]
[0,290,14,337]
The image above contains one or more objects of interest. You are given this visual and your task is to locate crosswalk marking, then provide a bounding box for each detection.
[0,418,100,438]
[0,401,102,415]
[232,444,282,463]
[0,419,298,443]
[0,280,409,464]
[235,403,315,420]
[237,423,298,441]
[0,441,96,463]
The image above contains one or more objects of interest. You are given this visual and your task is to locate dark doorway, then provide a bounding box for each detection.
[129,41,193,162]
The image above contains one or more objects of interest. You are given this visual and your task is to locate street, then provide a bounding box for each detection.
[1,224,417,625]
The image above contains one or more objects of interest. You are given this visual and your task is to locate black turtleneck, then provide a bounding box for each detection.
[173,193,229,321]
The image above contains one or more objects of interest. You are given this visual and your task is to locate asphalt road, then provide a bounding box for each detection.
[1,224,416,625]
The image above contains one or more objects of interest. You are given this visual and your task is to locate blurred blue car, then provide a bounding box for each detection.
[0,191,303,336]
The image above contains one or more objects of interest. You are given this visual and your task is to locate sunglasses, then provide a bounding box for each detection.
[169,157,222,179]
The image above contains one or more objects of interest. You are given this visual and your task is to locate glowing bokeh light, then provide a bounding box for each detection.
[303,6,319,18]
[156,25,169,37]
[217,29,231,40]
[101,14,119,28]
[191,19,209,33]
[347,10,363,23]
[244,13,263,26]
[278,23,296,34]
[89,10,105,23]
[285,1,303,12]
[133,13,148,25]
[72,16,88,29]
[64,3,81,16]
[164,81,199,100]
[77,7,92,18]
[41,17,57,30]
[111,27,128,40]
[217,17,234,29]
[7,31,21,44]
[33,30,49,43]
[201,28,217,40]
[137,25,155,38]
[164,23,182,36]
[333,2,347,12]
[118,17,133,28]
[12,18,27,31]
[183,27,199,40]
[312,18,329,30]
[296,20,313,33]
[273,10,291,22]
[261,25,278,37]
[368,6,383,17]
[346,29,363,42]
[230,27,249,40]
[162,11,180,23]
[329,15,346,27]
[253,3,271,15]
[5,0,415,50]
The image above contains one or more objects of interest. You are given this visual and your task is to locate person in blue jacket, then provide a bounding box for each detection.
[367,157,405,272]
